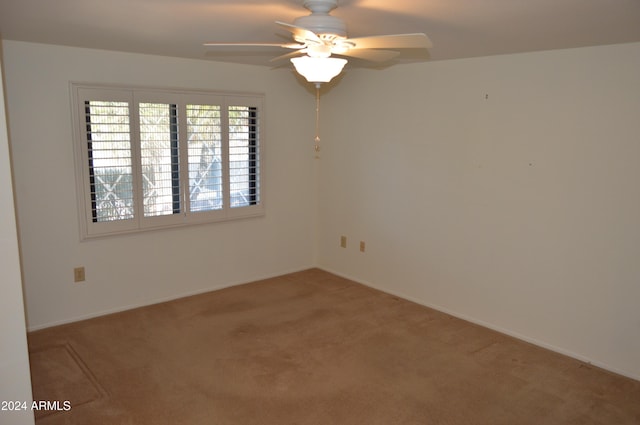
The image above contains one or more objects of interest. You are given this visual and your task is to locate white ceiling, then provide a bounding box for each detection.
[1,0,640,69]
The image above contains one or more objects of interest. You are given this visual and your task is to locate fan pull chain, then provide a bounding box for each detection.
[314,84,321,159]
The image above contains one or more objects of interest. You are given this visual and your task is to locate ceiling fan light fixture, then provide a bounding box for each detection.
[291,56,347,85]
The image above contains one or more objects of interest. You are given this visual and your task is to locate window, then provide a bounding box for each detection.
[71,84,263,239]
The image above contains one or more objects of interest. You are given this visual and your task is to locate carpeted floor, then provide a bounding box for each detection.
[28,268,640,424]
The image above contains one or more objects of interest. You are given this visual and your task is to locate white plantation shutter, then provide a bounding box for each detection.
[225,96,263,220]
[75,87,140,237]
[186,104,223,213]
[72,84,264,239]
[139,102,181,218]
[228,105,260,209]
[85,100,134,222]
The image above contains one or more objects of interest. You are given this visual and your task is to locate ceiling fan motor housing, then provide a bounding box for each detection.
[294,14,347,39]
[303,0,338,14]
[296,0,347,39]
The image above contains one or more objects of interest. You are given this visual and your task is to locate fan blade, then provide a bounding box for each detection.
[204,42,304,49]
[275,21,321,44]
[337,48,399,62]
[270,49,306,62]
[346,33,432,50]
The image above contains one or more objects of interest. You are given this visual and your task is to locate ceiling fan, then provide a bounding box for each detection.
[204,0,432,85]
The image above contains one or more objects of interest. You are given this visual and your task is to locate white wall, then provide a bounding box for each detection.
[0,47,35,425]
[3,41,318,329]
[318,42,640,380]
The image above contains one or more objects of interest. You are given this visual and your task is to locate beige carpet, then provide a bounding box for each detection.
[28,268,640,424]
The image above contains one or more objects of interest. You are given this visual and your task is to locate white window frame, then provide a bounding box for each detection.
[71,83,264,240]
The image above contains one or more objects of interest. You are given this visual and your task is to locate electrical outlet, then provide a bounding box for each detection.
[360,241,366,252]
[74,267,85,283]
[340,236,347,248]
